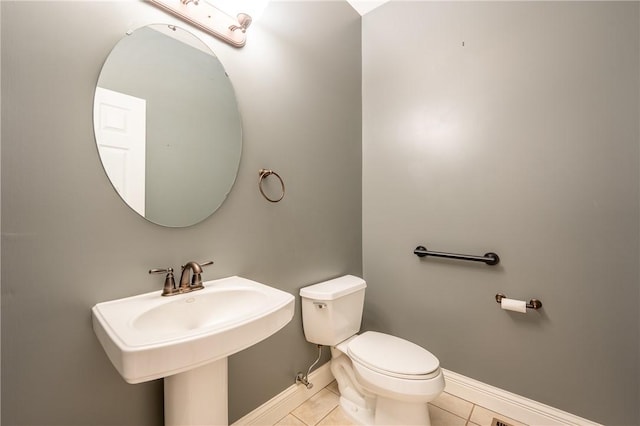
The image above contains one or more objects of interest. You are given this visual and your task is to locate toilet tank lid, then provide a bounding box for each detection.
[300,275,366,300]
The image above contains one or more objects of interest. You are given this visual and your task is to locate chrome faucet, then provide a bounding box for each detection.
[149,260,213,296]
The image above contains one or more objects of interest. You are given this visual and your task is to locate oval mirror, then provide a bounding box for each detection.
[93,24,242,227]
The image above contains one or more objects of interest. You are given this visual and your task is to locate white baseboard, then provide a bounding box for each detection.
[232,362,335,426]
[442,369,601,426]
[233,364,600,426]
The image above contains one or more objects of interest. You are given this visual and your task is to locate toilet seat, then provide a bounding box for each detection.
[347,331,440,380]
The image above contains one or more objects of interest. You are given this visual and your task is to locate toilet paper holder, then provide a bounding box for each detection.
[495,293,542,310]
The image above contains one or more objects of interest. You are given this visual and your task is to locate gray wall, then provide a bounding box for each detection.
[362,2,639,425]
[1,1,361,425]
[0,1,3,422]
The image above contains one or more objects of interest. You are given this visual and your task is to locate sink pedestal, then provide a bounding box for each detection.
[164,358,228,426]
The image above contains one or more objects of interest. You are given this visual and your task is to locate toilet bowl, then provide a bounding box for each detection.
[300,275,445,425]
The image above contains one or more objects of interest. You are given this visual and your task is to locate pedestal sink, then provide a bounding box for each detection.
[92,276,295,425]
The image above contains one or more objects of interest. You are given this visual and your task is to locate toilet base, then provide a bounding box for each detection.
[339,396,374,425]
[339,394,433,426]
[374,396,431,426]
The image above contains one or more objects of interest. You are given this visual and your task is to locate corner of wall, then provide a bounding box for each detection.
[1,0,4,423]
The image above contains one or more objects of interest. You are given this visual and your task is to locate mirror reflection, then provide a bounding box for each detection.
[93,24,242,227]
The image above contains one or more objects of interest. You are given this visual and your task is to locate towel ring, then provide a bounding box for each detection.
[258,169,285,203]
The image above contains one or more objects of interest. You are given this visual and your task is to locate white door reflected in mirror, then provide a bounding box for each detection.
[94,87,147,216]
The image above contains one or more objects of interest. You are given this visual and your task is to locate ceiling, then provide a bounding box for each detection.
[345,0,391,16]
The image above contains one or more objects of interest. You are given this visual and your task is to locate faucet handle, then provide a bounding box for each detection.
[188,261,213,290]
[149,267,177,296]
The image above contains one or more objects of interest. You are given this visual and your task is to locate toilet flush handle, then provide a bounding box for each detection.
[313,301,327,309]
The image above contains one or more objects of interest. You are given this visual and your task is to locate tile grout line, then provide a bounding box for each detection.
[283,390,326,426]
[428,401,474,424]
[468,404,477,425]
[290,411,310,426]
[423,405,464,425]
[313,406,338,426]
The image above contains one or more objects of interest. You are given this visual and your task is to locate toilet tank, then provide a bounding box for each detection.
[299,275,366,346]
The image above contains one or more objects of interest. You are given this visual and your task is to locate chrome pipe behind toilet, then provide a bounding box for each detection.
[296,345,322,389]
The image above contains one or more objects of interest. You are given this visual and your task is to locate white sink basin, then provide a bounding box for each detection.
[92,275,295,384]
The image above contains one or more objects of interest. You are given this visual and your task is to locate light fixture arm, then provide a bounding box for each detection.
[230,13,252,33]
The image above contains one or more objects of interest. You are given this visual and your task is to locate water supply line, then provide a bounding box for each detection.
[296,345,322,389]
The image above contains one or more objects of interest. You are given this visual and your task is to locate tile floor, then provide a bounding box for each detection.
[274,381,527,426]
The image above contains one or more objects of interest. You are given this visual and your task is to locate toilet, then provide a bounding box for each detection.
[300,275,445,426]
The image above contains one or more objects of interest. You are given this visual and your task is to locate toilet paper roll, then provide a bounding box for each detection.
[501,297,527,313]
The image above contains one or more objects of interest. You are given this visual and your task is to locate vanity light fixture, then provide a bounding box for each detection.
[149,0,269,47]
